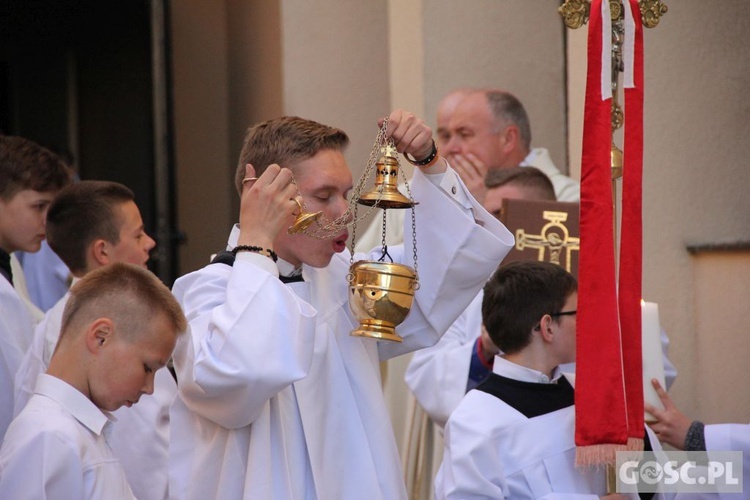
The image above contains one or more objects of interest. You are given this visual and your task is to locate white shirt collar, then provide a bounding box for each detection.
[492,355,563,384]
[519,148,538,167]
[34,373,114,436]
[276,258,300,278]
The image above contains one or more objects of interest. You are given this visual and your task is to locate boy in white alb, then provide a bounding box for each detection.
[437,261,663,499]
[0,263,186,499]
[169,111,514,499]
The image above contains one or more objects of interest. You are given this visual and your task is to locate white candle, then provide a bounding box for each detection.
[642,300,666,421]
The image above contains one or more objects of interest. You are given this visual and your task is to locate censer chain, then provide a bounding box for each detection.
[291,118,394,240]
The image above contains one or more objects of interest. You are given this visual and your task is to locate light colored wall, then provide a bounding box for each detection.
[280,0,390,184]
[226,1,284,165]
[566,1,750,422]
[693,252,750,424]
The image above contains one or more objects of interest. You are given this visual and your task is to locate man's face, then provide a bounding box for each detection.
[0,189,57,253]
[90,312,177,412]
[274,149,353,268]
[444,93,507,170]
[550,291,577,365]
[107,201,156,268]
[436,91,471,150]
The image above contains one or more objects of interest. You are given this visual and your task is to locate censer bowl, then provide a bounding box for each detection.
[347,260,418,343]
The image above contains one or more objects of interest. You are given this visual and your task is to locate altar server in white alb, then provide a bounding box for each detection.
[0,263,186,499]
[169,110,514,499]
[436,261,665,499]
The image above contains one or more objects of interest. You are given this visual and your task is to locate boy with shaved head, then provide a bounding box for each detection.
[0,263,186,499]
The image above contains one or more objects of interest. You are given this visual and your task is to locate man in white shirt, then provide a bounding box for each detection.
[169,110,514,499]
[0,263,186,499]
[442,88,578,204]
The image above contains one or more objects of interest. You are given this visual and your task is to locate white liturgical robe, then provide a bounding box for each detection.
[705,424,750,499]
[169,167,514,499]
[405,291,484,428]
[0,276,34,440]
[0,374,135,499]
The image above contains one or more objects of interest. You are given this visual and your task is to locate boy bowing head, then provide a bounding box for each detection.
[0,263,186,499]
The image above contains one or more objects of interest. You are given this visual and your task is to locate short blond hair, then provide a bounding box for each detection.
[60,263,186,343]
[234,116,349,195]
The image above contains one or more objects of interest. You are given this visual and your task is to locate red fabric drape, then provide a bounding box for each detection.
[575,0,644,465]
[619,0,645,444]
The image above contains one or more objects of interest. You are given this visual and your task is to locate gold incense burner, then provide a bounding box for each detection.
[347,126,419,343]
[348,261,418,342]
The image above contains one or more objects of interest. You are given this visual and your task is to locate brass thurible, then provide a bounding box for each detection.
[348,261,418,343]
[347,125,420,343]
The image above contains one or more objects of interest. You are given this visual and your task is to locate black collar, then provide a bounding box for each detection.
[476,373,575,418]
[210,250,304,283]
[0,249,13,286]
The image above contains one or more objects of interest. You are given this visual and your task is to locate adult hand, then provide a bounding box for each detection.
[645,378,692,450]
[450,153,489,204]
[237,163,299,249]
[381,110,446,173]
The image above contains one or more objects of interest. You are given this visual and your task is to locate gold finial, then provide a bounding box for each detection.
[559,0,590,29]
[380,144,398,158]
[639,0,668,28]
[559,0,667,29]
[609,0,623,20]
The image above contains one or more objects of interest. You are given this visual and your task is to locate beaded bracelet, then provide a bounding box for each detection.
[231,245,278,262]
[405,140,439,168]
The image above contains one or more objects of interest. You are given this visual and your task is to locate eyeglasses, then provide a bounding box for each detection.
[550,310,577,317]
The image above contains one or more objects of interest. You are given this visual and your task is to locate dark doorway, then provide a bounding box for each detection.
[1,0,179,284]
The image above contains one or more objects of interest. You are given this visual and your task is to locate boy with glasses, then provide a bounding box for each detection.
[436,261,657,499]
